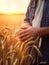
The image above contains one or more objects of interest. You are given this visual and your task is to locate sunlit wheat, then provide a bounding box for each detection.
[0,26,42,65]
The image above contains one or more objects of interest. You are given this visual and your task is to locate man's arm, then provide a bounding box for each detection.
[37,27,49,36]
[17,26,49,41]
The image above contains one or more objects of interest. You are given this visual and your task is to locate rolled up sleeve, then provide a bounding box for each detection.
[24,0,36,25]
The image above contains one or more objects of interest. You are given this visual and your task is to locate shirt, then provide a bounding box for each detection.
[24,0,49,63]
[32,0,45,27]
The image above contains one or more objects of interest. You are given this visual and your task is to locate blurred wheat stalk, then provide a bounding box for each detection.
[0,26,42,65]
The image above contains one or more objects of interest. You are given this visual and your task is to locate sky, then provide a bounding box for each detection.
[0,0,30,13]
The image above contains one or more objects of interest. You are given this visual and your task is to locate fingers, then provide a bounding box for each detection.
[20,23,30,29]
[20,25,29,29]
[18,29,29,35]
[15,26,34,41]
[18,31,29,37]
[19,34,33,41]
[16,25,31,36]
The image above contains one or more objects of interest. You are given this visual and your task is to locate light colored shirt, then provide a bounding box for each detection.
[32,0,45,27]
[32,0,45,47]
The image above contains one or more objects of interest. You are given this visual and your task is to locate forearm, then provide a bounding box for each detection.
[38,27,49,36]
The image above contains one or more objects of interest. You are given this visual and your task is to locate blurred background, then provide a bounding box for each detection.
[0,0,30,29]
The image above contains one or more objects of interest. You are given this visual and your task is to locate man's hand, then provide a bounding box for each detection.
[17,23,40,41]
[20,22,31,29]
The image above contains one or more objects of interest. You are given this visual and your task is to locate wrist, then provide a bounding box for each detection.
[36,28,42,36]
[37,27,46,36]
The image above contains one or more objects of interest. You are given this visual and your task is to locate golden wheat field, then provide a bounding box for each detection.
[0,13,41,65]
[0,13,25,29]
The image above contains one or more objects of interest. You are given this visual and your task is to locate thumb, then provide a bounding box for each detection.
[20,23,30,29]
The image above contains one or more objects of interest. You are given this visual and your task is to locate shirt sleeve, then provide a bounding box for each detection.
[24,0,36,25]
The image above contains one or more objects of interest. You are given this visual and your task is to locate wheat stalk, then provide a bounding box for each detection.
[0,26,42,65]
